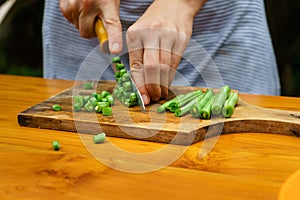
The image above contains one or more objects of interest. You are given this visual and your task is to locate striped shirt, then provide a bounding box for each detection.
[42,0,280,95]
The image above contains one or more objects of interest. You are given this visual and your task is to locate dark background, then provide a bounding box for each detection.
[0,0,299,96]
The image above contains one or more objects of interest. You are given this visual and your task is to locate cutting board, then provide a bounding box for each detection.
[17,81,300,145]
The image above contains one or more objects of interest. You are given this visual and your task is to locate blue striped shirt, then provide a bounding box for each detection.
[42,0,280,95]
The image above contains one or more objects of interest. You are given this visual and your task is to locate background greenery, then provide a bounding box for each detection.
[0,0,299,96]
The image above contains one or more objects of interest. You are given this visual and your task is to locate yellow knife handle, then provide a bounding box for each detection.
[95,19,109,54]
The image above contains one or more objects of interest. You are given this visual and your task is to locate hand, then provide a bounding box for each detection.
[126,0,206,105]
[60,0,122,54]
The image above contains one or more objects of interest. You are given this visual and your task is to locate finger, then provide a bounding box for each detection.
[127,31,150,105]
[100,2,122,54]
[129,49,151,105]
[169,33,190,86]
[143,36,161,102]
[169,53,182,86]
[59,0,80,25]
[159,34,173,98]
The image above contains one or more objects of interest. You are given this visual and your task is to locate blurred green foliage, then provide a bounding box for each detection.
[0,0,299,96]
[0,0,44,76]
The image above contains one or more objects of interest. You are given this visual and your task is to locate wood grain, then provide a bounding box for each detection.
[18,81,300,145]
[1,75,300,200]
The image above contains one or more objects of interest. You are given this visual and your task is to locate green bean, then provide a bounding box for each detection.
[119,69,126,77]
[129,93,137,103]
[93,132,106,144]
[106,95,114,106]
[89,97,98,107]
[73,102,82,112]
[116,63,125,70]
[211,85,231,115]
[94,102,110,113]
[199,96,215,119]
[175,93,204,117]
[101,90,110,98]
[84,102,94,112]
[102,107,113,116]
[52,104,62,111]
[157,94,185,113]
[124,99,136,107]
[73,95,84,107]
[121,73,130,82]
[52,140,60,151]
[84,82,93,89]
[190,89,214,118]
[115,72,121,79]
[112,56,121,63]
[222,92,239,118]
[122,81,132,91]
[169,90,203,113]
[83,95,90,105]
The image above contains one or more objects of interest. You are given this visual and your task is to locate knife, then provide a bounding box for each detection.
[95,19,146,112]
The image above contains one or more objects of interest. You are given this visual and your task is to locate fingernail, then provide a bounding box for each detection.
[111,42,120,53]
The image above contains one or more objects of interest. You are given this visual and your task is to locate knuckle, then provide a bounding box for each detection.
[104,17,120,25]
[160,64,170,73]
[126,26,139,41]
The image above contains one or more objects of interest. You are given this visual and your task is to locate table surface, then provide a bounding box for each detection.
[0,74,300,200]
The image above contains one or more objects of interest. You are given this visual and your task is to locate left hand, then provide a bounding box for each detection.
[126,0,206,105]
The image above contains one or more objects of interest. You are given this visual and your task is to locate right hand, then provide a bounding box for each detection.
[59,0,123,54]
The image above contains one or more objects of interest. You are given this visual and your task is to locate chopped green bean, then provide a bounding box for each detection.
[106,95,114,106]
[157,94,185,113]
[93,132,106,144]
[211,85,231,115]
[112,56,121,63]
[116,63,125,70]
[83,95,90,104]
[95,102,110,113]
[73,102,82,112]
[52,140,60,151]
[121,73,130,82]
[119,68,126,77]
[84,82,93,89]
[175,93,204,117]
[89,97,98,107]
[169,90,203,113]
[199,96,215,119]
[102,107,113,116]
[52,104,62,111]
[222,92,239,118]
[84,102,94,112]
[115,72,121,79]
[73,95,84,107]
[122,81,132,91]
[190,89,214,118]
[101,90,110,98]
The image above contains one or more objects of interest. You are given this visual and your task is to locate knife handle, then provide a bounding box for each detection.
[95,18,109,54]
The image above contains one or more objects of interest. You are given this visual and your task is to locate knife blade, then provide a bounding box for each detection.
[95,19,146,112]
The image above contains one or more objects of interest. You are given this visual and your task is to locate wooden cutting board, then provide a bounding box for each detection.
[17,81,300,145]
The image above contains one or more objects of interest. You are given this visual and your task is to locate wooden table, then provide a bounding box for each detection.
[0,74,300,200]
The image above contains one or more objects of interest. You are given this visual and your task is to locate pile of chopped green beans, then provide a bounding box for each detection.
[73,90,114,116]
[111,56,139,107]
[158,85,239,119]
